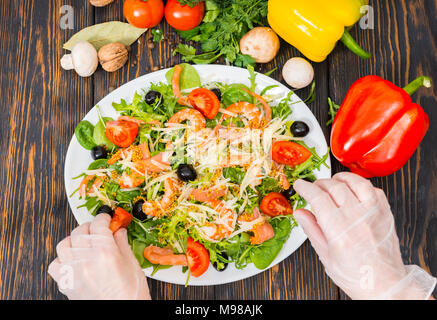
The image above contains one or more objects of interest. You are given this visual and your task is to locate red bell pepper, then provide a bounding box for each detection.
[109,207,133,233]
[331,75,431,178]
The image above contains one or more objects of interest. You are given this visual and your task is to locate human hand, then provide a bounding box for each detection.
[48,214,151,300]
[293,172,436,300]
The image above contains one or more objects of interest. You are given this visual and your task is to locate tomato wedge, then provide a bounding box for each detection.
[272,141,311,167]
[109,207,133,233]
[188,88,220,119]
[260,192,293,217]
[105,120,139,148]
[186,237,210,277]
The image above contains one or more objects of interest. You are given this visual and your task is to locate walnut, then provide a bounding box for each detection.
[98,43,129,72]
[89,0,115,7]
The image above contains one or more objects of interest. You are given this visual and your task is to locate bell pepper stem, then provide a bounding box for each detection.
[403,76,432,96]
[340,29,372,59]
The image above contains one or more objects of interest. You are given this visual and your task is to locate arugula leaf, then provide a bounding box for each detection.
[326,97,341,126]
[223,167,246,184]
[255,177,282,199]
[303,81,316,104]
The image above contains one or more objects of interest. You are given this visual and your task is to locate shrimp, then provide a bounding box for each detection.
[117,152,172,189]
[168,108,206,132]
[108,142,150,165]
[143,245,188,266]
[238,207,274,245]
[220,102,262,126]
[118,115,161,126]
[189,186,227,202]
[79,175,104,198]
[199,200,236,240]
[142,177,178,216]
[242,88,272,122]
[171,65,190,106]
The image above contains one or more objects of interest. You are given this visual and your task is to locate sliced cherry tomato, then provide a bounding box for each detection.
[186,237,209,277]
[105,120,139,148]
[123,0,164,29]
[109,207,133,233]
[188,88,220,119]
[260,192,293,217]
[164,0,205,31]
[272,141,312,167]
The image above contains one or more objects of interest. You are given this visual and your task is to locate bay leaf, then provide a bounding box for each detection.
[63,21,147,51]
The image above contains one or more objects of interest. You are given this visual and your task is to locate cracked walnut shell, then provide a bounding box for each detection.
[98,43,128,72]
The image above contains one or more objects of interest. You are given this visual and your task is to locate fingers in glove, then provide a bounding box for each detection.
[47,257,62,281]
[89,213,113,237]
[315,178,360,208]
[293,179,339,231]
[332,172,376,203]
[56,236,72,263]
[375,188,391,211]
[294,209,328,257]
[70,222,92,248]
[114,228,140,266]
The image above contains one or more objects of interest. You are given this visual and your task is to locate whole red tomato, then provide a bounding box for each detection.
[165,0,205,31]
[123,0,164,29]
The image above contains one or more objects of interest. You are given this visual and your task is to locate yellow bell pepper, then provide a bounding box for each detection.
[268,0,371,62]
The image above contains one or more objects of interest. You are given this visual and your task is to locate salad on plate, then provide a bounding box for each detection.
[71,64,329,283]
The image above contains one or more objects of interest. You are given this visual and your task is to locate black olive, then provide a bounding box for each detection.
[211,88,222,101]
[145,90,162,105]
[96,205,114,217]
[303,177,315,183]
[282,187,296,199]
[177,164,197,182]
[91,146,107,160]
[132,200,147,220]
[213,252,229,272]
[290,121,310,137]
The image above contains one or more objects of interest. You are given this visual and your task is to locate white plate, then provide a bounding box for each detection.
[64,65,331,286]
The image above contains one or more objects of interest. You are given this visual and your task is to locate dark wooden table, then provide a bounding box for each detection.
[1,0,436,300]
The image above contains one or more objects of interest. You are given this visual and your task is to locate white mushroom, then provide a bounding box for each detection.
[61,41,98,77]
[240,27,280,63]
[282,57,314,89]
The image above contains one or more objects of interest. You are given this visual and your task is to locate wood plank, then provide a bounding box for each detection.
[0,0,94,299]
[328,0,437,299]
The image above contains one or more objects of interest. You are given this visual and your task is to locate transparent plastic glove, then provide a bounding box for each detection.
[294,172,436,300]
[48,214,151,300]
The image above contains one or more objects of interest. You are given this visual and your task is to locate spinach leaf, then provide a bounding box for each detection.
[132,240,153,268]
[165,63,201,90]
[87,159,108,170]
[250,217,293,269]
[116,189,141,203]
[75,120,97,150]
[93,117,115,149]
[222,85,252,107]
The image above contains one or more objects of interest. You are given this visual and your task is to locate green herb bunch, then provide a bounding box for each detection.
[173,0,269,67]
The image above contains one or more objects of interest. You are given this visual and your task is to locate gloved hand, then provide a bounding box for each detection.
[294,172,436,300]
[48,214,151,300]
